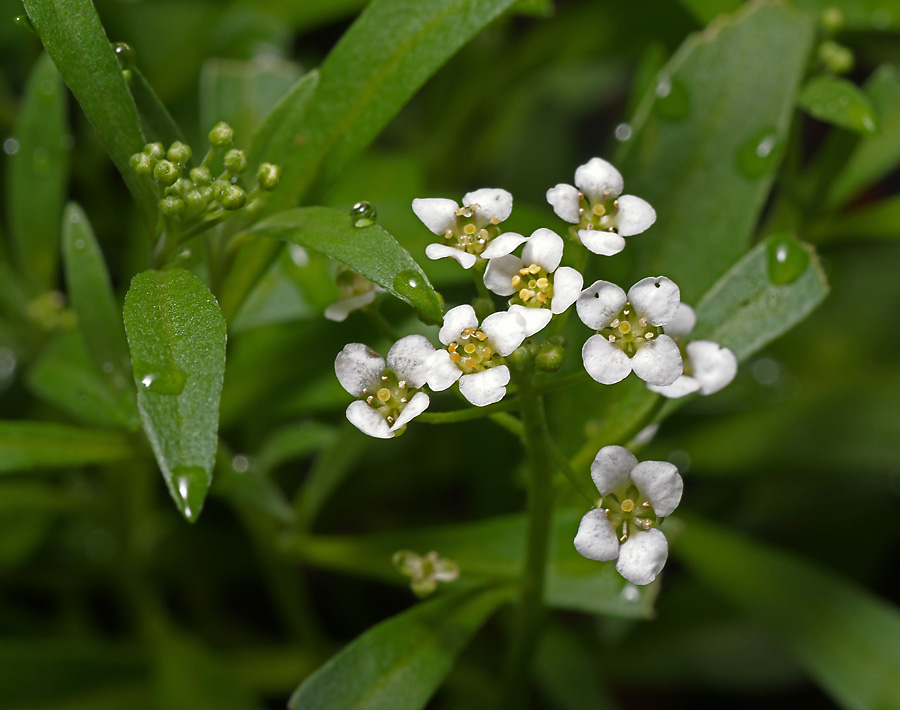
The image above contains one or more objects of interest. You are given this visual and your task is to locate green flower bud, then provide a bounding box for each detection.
[159,196,185,216]
[818,40,854,74]
[219,184,246,210]
[167,141,192,165]
[257,162,282,191]
[212,179,230,201]
[208,121,234,147]
[168,177,193,197]
[535,342,565,372]
[190,166,212,186]
[130,152,154,175]
[224,149,248,174]
[153,159,179,187]
[507,342,535,370]
[820,6,844,32]
[184,190,207,213]
[143,142,165,160]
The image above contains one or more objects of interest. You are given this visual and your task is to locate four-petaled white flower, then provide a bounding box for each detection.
[413,188,513,269]
[646,304,738,398]
[427,304,527,406]
[546,157,656,256]
[574,445,683,585]
[335,335,435,438]
[481,227,584,337]
[577,276,683,386]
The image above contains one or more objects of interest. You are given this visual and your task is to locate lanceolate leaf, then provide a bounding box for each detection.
[798,75,878,136]
[675,515,900,710]
[288,587,512,710]
[123,269,226,522]
[0,422,136,473]
[244,207,443,320]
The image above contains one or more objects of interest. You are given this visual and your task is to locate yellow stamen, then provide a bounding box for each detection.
[474,331,487,341]
[512,275,522,287]
[528,264,541,275]
[490,216,500,225]
[465,358,477,369]
[519,288,532,302]
[449,352,460,363]
[536,292,547,303]
[536,277,549,289]
[482,346,492,358]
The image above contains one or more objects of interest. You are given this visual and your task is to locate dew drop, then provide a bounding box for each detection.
[171,465,208,523]
[737,128,783,179]
[13,15,36,35]
[232,455,249,473]
[73,239,86,250]
[133,362,188,396]
[2,138,19,155]
[111,42,136,70]
[350,201,377,228]
[392,270,425,300]
[614,123,632,142]
[766,234,810,285]
[654,76,690,120]
[289,244,309,267]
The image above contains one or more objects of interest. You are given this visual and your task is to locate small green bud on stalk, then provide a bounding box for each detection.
[167,141,192,165]
[257,163,282,191]
[143,142,165,160]
[153,159,179,187]
[208,121,234,147]
[220,185,247,210]
[224,149,248,174]
[159,196,185,216]
[535,342,565,372]
[190,166,212,186]
[130,152,154,175]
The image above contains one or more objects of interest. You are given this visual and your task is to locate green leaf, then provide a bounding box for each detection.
[827,64,900,207]
[127,67,185,148]
[244,207,443,320]
[0,421,136,473]
[123,269,226,522]
[6,53,68,290]
[798,75,878,135]
[288,587,512,710]
[61,203,137,427]
[620,2,816,302]
[692,233,829,361]
[788,0,900,32]
[23,0,159,229]
[675,515,900,710]
[678,0,743,25]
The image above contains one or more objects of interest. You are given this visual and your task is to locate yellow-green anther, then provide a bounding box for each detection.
[257,162,282,191]
[153,159,179,187]
[223,149,248,174]
[208,121,234,147]
[167,141,192,165]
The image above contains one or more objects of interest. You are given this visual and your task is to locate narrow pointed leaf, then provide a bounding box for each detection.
[289,587,511,710]
[123,269,226,522]
[675,515,900,710]
[244,207,442,320]
[6,53,68,290]
[0,422,136,473]
[128,67,185,148]
[798,75,878,135]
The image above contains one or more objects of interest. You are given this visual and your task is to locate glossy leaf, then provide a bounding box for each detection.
[6,53,68,290]
[692,234,829,361]
[127,67,185,148]
[123,269,226,522]
[0,422,136,473]
[288,587,511,710]
[620,2,816,302]
[675,515,900,710]
[798,75,878,135]
[23,0,159,229]
[243,207,443,320]
[61,203,137,427]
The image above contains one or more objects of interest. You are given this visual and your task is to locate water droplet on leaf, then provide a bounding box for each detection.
[766,234,810,285]
[112,42,136,70]
[171,465,208,523]
[654,77,690,120]
[13,15,36,35]
[2,138,19,155]
[392,270,426,300]
[614,123,632,141]
[350,201,377,227]
[737,129,783,178]
[133,363,188,396]
[73,239,86,249]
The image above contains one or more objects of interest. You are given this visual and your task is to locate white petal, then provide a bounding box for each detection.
[647,375,700,399]
[345,401,393,439]
[521,228,564,272]
[481,310,527,356]
[574,157,623,201]
[582,334,632,385]
[627,276,681,326]
[591,445,639,496]
[616,529,668,586]
[546,183,581,223]
[579,229,625,256]
[391,391,430,430]
[483,254,523,296]
[665,303,696,339]
[687,340,737,395]
[439,304,478,345]
[412,197,458,235]
[425,243,478,269]
[573,509,619,561]
[508,305,552,337]
[615,195,656,237]
[386,334,435,388]
[324,290,376,322]
[631,335,683,386]
[576,280,627,329]
[481,231,528,259]
[335,343,385,397]
[463,188,513,225]
[630,460,683,517]
[426,349,462,391]
[550,266,583,314]
[459,367,509,406]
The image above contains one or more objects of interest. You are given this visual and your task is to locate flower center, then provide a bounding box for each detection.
[361,368,415,426]
[509,263,553,309]
[599,306,663,356]
[447,327,504,374]
[575,191,620,234]
[443,204,501,255]
[601,485,660,542]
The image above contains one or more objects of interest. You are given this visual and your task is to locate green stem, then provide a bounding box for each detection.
[363,302,400,342]
[537,368,589,394]
[418,398,520,424]
[501,371,556,703]
[547,437,596,504]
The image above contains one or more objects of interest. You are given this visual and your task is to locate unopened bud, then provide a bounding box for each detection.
[159,196,185,216]
[257,162,281,191]
[184,190,206,212]
[208,121,234,147]
[143,142,165,160]
[130,152,154,175]
[190,166,212,186]
[219,184,246,210]
[818,40,854,74]
[167,141,192,165]
[223,149,248,174]
[153,159,179,187]
[535,342,565,372]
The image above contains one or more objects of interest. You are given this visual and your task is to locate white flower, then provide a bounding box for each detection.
[412,188,513,269]
[577,276,683,386]
[335,335,435,438]
[427,304,527,406]
[481,228,584,337]
[574,445,683,585]
[393,550,460,598]
[546,157,655,256]
[324,266,385,322]
[646,304,738,398]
